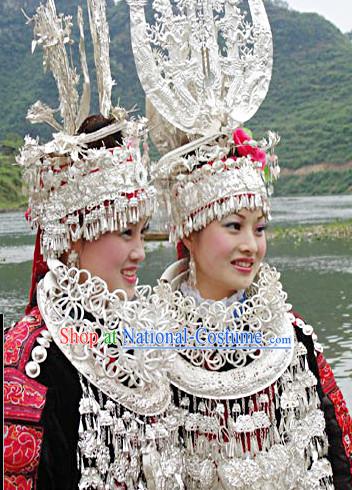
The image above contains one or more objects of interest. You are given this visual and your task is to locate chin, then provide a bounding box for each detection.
[230,276,254,292]
[107,280,134,298]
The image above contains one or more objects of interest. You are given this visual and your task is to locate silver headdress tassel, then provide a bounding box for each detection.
[18,0,157,259]
[127,0,280,241]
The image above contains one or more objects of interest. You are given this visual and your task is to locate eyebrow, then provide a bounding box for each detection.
[235,212,265,221]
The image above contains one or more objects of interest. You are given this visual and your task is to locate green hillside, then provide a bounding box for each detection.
[275,169,352,196]
[1,0,352,208]
[251,1,352,169]
[0,135,25,209]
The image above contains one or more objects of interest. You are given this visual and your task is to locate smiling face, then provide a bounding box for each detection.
[73,219,148,299]
[183,208,267,300]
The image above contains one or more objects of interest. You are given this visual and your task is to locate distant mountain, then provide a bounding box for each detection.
[0,0,352,206]
[252,1,352,169]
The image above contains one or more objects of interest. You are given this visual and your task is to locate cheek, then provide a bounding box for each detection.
[197,230,233,267]
[105,242,128,268]
[107,244,135,276]
[258,236,267,260]
[81,236,128,274]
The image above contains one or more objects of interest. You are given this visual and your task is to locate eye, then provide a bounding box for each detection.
[256,224,268,234]
[224,222,241,231]
[120,228,133,238]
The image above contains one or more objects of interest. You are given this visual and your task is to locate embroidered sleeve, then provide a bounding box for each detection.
[4,309,48,490]
[4,423,44,489]
[317,352,352,475]
[4,474,35,490]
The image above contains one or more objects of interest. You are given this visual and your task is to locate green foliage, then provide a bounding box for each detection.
[1,0,352,207]
[275,169,352,196]
[250,3,352,169]
[269,219,352,241]
[0,158,25,209]
[0,131,26,209]
[265,0,289,8]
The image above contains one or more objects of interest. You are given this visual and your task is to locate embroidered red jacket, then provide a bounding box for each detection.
[4,307,47,490]
[292,311,352,488]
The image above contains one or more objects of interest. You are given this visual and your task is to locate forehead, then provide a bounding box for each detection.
[222,208,265,221]
[192,207,266,242]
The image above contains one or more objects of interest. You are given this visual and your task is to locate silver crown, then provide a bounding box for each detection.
[18,0,157,259]
[151,129,280,241]
[128,0,278,240]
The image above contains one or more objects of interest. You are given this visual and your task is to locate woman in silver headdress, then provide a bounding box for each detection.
[126,0,352,487]
[153,127,352,489]
[4,2,174,489]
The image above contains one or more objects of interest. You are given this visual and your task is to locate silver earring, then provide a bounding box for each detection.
[67,250,79,269]
[188,254,197,288]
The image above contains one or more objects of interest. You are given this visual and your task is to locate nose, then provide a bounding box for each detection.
[238,228,258,255]
[129,234,146,263]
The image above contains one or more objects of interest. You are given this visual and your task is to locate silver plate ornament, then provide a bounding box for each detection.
[127,0,273,135]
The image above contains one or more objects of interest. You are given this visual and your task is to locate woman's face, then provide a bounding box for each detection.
[184,209,267,300]
[75,220,148,299]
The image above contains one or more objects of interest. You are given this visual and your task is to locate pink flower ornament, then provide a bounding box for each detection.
[232,128,267,170]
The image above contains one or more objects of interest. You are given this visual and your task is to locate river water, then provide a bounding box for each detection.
[1,195,351,409]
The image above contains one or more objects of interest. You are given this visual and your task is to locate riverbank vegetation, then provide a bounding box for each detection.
[145,219,352,244]
[267,220,352,242]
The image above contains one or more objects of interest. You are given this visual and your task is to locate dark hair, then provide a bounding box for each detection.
[77,114,123,149]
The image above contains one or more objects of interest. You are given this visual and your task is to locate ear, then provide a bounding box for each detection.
[60,239,83,266]
[182,235,194,254]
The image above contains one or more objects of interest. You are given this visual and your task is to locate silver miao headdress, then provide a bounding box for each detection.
[18,0,157,259]
[128,0,280,241]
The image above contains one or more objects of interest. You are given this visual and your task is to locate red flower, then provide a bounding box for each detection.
[233,128,267,170]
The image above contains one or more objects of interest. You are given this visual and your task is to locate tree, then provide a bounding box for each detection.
[265,0,289,8]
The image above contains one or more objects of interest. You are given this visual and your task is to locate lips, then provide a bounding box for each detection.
[121,267,138,285]
[231,258,255,274]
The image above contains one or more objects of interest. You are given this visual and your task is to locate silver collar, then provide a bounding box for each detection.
[156,260,295,399]
[37,258,172,415]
